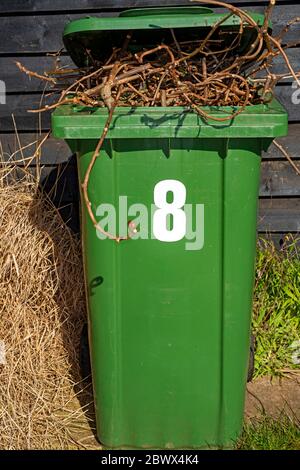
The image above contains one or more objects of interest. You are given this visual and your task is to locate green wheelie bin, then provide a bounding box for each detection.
[52,7,288,448]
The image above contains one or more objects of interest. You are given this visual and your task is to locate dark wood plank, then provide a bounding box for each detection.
[0,1,295,14]
[258,198,300,232]
[0,5,299,54]
[0,13,115,55]
[274,84,300,122]
[0,133,71,165]
[268,4,300,43]
[0,94,56,132]
[260,161,300,197]
[264,124,300,161]
[0,56,74,93]
[258,48,300,80]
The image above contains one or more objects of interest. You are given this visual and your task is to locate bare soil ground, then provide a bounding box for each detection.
[245,374,300,421]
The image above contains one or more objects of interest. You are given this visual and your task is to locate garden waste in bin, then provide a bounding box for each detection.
[52,7,288,448]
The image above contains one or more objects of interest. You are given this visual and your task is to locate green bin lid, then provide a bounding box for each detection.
[63,6,269,67]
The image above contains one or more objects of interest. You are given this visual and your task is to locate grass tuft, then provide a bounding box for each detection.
[238,414,300,450]
[253,236,300,378]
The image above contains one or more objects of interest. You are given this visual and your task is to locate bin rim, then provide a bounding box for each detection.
[64,9,267,36]
[51,98,288,140]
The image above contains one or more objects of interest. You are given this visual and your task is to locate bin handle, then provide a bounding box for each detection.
[119,7,214,18]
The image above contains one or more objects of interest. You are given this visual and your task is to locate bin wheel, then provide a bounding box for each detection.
[247,334,255,382]
[80,323,91,380]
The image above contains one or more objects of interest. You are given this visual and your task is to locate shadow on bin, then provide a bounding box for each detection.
[35,157,98,440]
[40,155,80,234]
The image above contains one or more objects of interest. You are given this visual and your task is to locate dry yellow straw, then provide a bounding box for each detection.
[0,163,98,449]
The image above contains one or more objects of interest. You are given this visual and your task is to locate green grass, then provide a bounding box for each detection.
[253,235,300,378]
[238,415,300,450]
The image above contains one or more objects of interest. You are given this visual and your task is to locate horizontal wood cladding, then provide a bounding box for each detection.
[0,5,299,54]
[260,161,300,197]
[258,198,300,232]
[0,56,72,93]
[0,0,296,15]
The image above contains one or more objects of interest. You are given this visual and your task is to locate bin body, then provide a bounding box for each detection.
[52,102,287,448]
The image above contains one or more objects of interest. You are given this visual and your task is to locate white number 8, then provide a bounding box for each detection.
[153,180,186,242]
